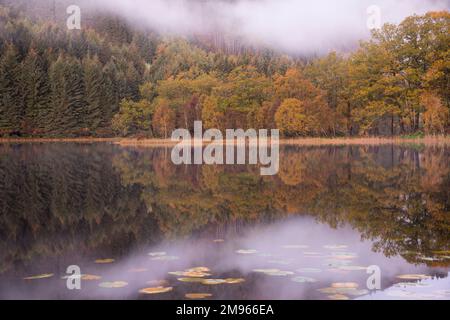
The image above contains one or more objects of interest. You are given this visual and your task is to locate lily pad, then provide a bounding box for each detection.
[291,276,317,283]
[281,245,309,249]
[236,249,258,254]
[185,293,212,299]
[323,245,348,250]
[95,258,115,264]
[148,252,166,257]
[151,255,179,261]
[296,268,322,273]
[396,274,431,280]
[328,294,349,300]
[23,273,54,280]
[99,281,128,288]
[338,266,367,271]
[331,282,359,289]
[139,286,173,294]
[177,277,206,283]
[201,279,227,285]
[81,274,102,281]
[224,278,245,284]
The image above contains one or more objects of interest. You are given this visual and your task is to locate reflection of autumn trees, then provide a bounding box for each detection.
[112,145,449,265]
[0,144,448,273]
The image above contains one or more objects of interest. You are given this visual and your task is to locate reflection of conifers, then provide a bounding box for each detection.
[0,145,449,274]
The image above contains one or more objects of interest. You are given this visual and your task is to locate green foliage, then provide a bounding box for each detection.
[0,5,448,137]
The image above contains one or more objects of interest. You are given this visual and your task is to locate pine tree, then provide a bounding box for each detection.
[83,54,105,131]
[21,48,51,135]
[0,44,22,135]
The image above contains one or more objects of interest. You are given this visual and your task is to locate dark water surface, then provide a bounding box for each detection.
[0,143,449,300]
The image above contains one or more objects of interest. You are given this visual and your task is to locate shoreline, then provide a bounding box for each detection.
[0,136,449,146]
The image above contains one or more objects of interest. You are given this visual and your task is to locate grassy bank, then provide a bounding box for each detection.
[1,136,449,146]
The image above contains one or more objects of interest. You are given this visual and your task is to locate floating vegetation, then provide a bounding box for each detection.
[81,274,102,281]
[394,282,430,288]
[185,293,212,299]
[148,252,166,257]
[303,252,321,256]
[95,259,115,264]
[178,277,206,283]
[295,268,322,273]
[338,266,367,271]
[151,255,179,261]
[328,294,349,300]
[99,281,128,288]
[201,279,227,285]
[281,245,309,249]
[267,260,291,265]
[128,268,148,273]
[318,287,368,296]
[323,245,348,250]
[236,249,258,254]
[291,276,317,283]
[169,267,211,278]
[139,286,173,294]
[330,254,357,260]
[223,278,245,284]
[23,273,54,280]
[385,290,415,298]
[253,269,281,274]
[331,282,359,289]
[396,274,431,280]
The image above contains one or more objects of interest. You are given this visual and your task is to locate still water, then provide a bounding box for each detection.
[0,143,449,300]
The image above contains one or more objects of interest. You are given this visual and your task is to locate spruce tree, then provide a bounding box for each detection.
[0,44,22,135]
[83,54,104,131]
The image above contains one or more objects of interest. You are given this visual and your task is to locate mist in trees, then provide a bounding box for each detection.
[0,5,449,138]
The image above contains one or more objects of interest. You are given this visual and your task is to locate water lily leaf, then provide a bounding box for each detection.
[201,279,227,285]
[396,274,431,280]
[148,252,166,257]
[331,282,359,289]
[265,270,294,276]
[236,249,258,254]
[267,260,291,265]
[328,294,349,300]
[151,255,179,261]
[178,277,207,283]
[291,276,317,283]
[224,278,245,284]
[296,268,322,273]
[281,245,309,249]
[323,245,348,250]
[81,274,102,281]
[139,286,173,294]
[338,266,367,271]
[23,273,54,280]
[187,267,210,273]
[99,281,128,288]
[186,293,212,299]
[252,269,281,274]
[95,259,115,264]
[386,290,415,297]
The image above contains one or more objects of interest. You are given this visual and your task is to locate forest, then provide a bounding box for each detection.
[0,5,449,138]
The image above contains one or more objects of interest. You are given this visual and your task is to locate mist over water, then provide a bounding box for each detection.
[90,0,450,53]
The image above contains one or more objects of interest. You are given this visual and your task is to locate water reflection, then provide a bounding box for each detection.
[0,143,448,299]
